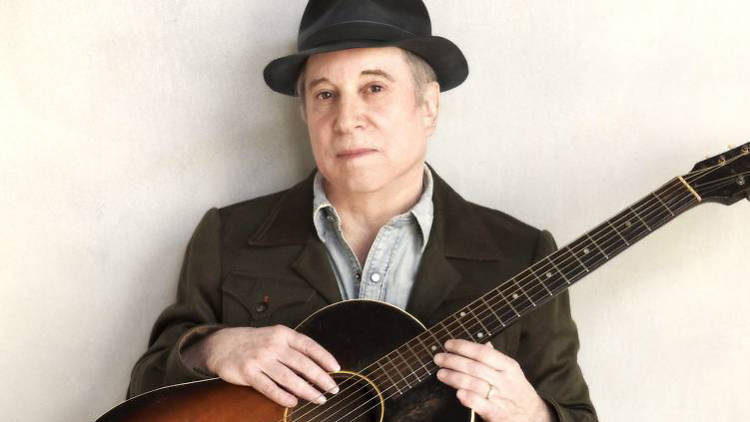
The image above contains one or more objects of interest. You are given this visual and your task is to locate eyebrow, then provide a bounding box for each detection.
[306,69,396,91]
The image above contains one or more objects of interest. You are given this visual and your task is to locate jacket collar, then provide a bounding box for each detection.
[246,166,504,314]
[248,166,502,259]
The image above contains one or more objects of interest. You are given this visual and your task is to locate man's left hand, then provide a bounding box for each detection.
[433,339,552,422]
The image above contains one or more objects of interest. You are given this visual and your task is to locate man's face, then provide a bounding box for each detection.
[303,47,438,196]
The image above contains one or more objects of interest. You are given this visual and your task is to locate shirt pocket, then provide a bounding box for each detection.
[221,273,325,328]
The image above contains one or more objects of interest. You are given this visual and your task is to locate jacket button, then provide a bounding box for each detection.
[255,302,268,313]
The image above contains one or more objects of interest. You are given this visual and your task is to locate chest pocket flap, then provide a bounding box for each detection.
[221,273,324,328]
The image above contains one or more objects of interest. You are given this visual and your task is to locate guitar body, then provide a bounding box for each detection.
[97,300,471,422]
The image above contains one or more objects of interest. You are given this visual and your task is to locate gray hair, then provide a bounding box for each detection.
[295,48,438,120]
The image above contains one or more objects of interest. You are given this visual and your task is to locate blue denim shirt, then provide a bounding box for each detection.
[312,167,434,310]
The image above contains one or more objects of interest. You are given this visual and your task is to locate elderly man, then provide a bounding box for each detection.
[128,1,597,421]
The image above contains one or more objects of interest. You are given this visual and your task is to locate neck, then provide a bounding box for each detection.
[324,165,426,263]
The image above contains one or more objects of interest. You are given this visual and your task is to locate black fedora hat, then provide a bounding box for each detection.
[263,0,469,96]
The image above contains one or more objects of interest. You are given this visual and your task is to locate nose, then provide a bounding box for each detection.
[333,93,366,134]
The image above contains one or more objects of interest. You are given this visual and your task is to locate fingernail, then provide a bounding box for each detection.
[330,385,340,394]
[315,396,326,405]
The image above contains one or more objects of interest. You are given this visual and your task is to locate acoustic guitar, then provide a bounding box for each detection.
[96,143,750,422]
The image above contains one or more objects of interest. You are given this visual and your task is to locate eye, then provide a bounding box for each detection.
[368,84,384,94]
[316,91,335,100]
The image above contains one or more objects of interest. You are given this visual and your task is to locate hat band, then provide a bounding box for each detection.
[299,21,418,51]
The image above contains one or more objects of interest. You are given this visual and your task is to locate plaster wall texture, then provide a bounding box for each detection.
[1,1,749,421]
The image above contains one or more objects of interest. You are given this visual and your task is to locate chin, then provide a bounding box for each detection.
[328,170,391,194]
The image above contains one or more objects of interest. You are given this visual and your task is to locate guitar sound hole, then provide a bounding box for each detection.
[286,372,382,422]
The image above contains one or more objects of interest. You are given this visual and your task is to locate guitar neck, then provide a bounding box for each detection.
[370,176,703,396]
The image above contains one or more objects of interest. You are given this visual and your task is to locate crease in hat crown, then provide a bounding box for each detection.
[263,0,468,96]
[298,0,432,49]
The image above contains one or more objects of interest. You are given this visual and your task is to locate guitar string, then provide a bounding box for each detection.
[303,159,744,422]
[322,165,746,422]
[283,160,740,422]
[285,165,724,422]
[306,162,747,422]
[291,172,726,422]
[302,188,701,422]
[285,177,703,422]
[692,170,750,189]
[284,157,734,419]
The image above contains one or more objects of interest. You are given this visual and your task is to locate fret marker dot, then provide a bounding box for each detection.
[460,312,466,317]
[583,248,590,254]
[477,332,484,339]
[625,220,632,228]
[546,272,552,278]
[431,345,438,352]
[512,293,519,300]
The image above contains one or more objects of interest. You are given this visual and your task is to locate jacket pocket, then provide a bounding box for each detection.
[221,273,324,328]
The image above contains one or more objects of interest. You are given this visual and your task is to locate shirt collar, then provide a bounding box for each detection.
[312,166,434,250]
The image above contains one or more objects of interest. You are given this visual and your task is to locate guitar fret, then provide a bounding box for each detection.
[481,295,507,327]
[528,267,554,297]
[394,348,421,383]
[415,333,438,358]
[424,330,446,353]
[377,360,403,395]
[513,276,537,307]
[652,191,675,216]
[405,344,431,378]
[586,233,609,259]
[499,290,521,317]
[607,220,630,245]
[547,256,571,285]
[629,206,652,232]
[455,311,475,339]
[437,321,455,343]
[468,307,492,339]
[567,245,589,273]
[386,352,411,389]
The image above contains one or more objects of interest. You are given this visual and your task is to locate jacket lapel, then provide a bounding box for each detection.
[291,237,343,304]
[407,168,503,321]
[247,172,342,304]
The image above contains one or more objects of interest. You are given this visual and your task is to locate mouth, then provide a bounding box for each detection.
[336,148,377,159]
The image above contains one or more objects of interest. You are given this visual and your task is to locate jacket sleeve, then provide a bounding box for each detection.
[127,208,226,398]
[515,230,598,421]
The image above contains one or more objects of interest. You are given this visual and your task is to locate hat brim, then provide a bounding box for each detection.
[263,36,468,96]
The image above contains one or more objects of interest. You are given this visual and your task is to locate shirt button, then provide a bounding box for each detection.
[370,273,382,283]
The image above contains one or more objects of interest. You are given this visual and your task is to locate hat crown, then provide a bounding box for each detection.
[298,0,432,50]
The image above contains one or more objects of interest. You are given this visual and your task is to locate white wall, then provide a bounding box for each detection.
[2,1,748,421]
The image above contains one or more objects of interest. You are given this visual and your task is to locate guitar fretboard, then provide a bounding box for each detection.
[366,177,700,397]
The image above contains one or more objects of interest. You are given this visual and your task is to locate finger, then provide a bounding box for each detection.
[437,368,496,399]
[456,389,502,421]
[433,352,503,388]
[444,339,518,372]
[248,369,299,408]
[280,349,340,394]
[264,360,328,405]
[289,332,341,373]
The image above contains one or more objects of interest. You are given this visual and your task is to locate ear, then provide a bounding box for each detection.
[421,81,440,137]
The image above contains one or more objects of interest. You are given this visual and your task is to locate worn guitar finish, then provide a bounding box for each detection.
[96,144,750,422]
[97,301,468,422]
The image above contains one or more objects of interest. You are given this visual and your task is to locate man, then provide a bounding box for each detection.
[128,1,597,421]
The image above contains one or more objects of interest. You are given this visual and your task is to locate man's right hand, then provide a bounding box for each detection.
[182,325,341,408]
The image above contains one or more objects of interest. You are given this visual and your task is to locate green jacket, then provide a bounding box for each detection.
[128,169,597,421]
